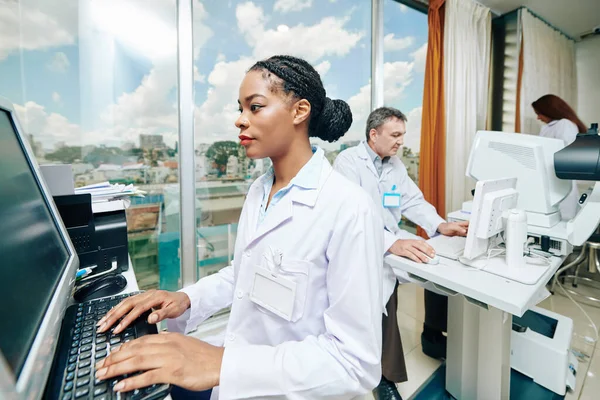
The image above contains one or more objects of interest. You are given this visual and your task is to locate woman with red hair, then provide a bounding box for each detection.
[532,94,587,220]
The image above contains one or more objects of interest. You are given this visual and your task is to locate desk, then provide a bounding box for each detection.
[385,254,564,400]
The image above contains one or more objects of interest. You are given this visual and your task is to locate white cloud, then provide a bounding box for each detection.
[237,2,364,63]
[0,2,75,60]
[193,1,213,59]
[383,34,414,52]
[315,60,331,76]
[345,61,415,142]
[411,43,428,74]
[194,65,206,83]
[47,52,70,72]
[52,92,61,103]
[194,58,255,142]
[14,101,81,149]
[101,60,178,133]
[404,106,423,152]
[400,4,408,13]
[274,0,313,13]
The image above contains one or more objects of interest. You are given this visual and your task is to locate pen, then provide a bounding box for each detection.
[76,267,92,279]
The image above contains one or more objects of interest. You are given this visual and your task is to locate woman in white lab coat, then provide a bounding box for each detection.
[532,94,587,220]
[94,55,385,399]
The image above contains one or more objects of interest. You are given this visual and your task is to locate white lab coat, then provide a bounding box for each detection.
[540,119,580,220]
[168,149,384,400]
[333,142,445,310]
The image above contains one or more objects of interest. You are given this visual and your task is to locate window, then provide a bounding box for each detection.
[184,0,372,295]
[0,0,373,293]
[0,0,180,290]
[383,0,428,232]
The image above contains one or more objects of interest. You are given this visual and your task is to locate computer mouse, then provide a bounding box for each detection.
[424,254,440,265]
[73,273,127,303]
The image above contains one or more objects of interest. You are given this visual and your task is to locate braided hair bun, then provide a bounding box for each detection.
[249,55,353,143]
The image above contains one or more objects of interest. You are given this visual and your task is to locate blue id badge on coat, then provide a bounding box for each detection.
[383,185,401,208]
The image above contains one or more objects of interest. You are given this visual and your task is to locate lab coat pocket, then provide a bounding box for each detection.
[254,259,311,323]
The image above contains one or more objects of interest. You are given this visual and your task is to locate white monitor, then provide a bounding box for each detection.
[466,131,571,228]
[463,178,518,260]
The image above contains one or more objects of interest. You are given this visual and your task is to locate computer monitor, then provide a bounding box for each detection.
[0,98,79,399]
[466,131,572,228]
[463,177,518,261]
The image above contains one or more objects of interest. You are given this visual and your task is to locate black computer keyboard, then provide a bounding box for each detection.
[44,292,170,400]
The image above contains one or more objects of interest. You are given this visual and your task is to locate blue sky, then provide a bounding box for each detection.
[0,0,427,151]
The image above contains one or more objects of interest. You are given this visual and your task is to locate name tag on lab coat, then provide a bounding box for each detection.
[383,193,401,208]
[250,265,297,321]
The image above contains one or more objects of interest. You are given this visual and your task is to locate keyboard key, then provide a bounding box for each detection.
[76,377,90,388]
[96,336,107,345]
[69,348,78,356]
[67,363,76,373]
[81,338,93,346]
[68,355,78,364]
[82,331,93,339]
[74,328,81,335]
[73,334,81,341]
[84,320,95,327]
[80,344,93,353]
[95,350,107,359]
[93,384,108,396]
[62,393,72,400]
[94,377,104,386]
[77,367,91,378]
[66,372,75,381]
[64,381,74,392]
[74,387,89,398]
[83,325,94,332]
[84,315,95,321]
[131,388,143,400]
[71,341,79,349]
[79,351,92,361]
[79,359,91,369]
[109,337,121,345]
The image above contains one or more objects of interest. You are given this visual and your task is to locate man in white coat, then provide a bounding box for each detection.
[334,107,468,400]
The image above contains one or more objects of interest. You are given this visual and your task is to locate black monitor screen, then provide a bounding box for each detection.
[0,109,70,378]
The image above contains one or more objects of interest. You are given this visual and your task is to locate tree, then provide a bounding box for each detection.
[45,146,83,164]
[206,141,241,173]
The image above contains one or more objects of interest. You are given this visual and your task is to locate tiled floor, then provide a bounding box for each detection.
[387,282,600,400]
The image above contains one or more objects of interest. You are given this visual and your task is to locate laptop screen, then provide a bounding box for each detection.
[0,109,70,378]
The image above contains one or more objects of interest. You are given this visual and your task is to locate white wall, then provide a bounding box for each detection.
[576,36,600,129]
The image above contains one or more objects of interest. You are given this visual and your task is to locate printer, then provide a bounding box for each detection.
[53,193,129,274]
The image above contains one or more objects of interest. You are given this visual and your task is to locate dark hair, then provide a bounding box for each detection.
[365,107,407,141]
[532,94,587,133]
[249,55,352,143]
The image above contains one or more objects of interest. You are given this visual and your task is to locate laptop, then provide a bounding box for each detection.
[0,98,169,400]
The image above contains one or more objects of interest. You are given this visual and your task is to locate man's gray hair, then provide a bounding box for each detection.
[365,107,407,142]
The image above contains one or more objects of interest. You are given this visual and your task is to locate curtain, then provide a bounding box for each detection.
[418,0,446,239]
[443,0,491,213]
[519,9,577,135]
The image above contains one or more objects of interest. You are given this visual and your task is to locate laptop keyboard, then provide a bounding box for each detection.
[46,292,170,400]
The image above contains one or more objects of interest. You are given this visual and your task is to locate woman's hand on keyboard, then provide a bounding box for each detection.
[96,290,191,334]
[389,239,435,263]
[437,221,469,237]
[95,332,224,392]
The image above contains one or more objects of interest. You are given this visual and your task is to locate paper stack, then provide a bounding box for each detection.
[74,182,146,207]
